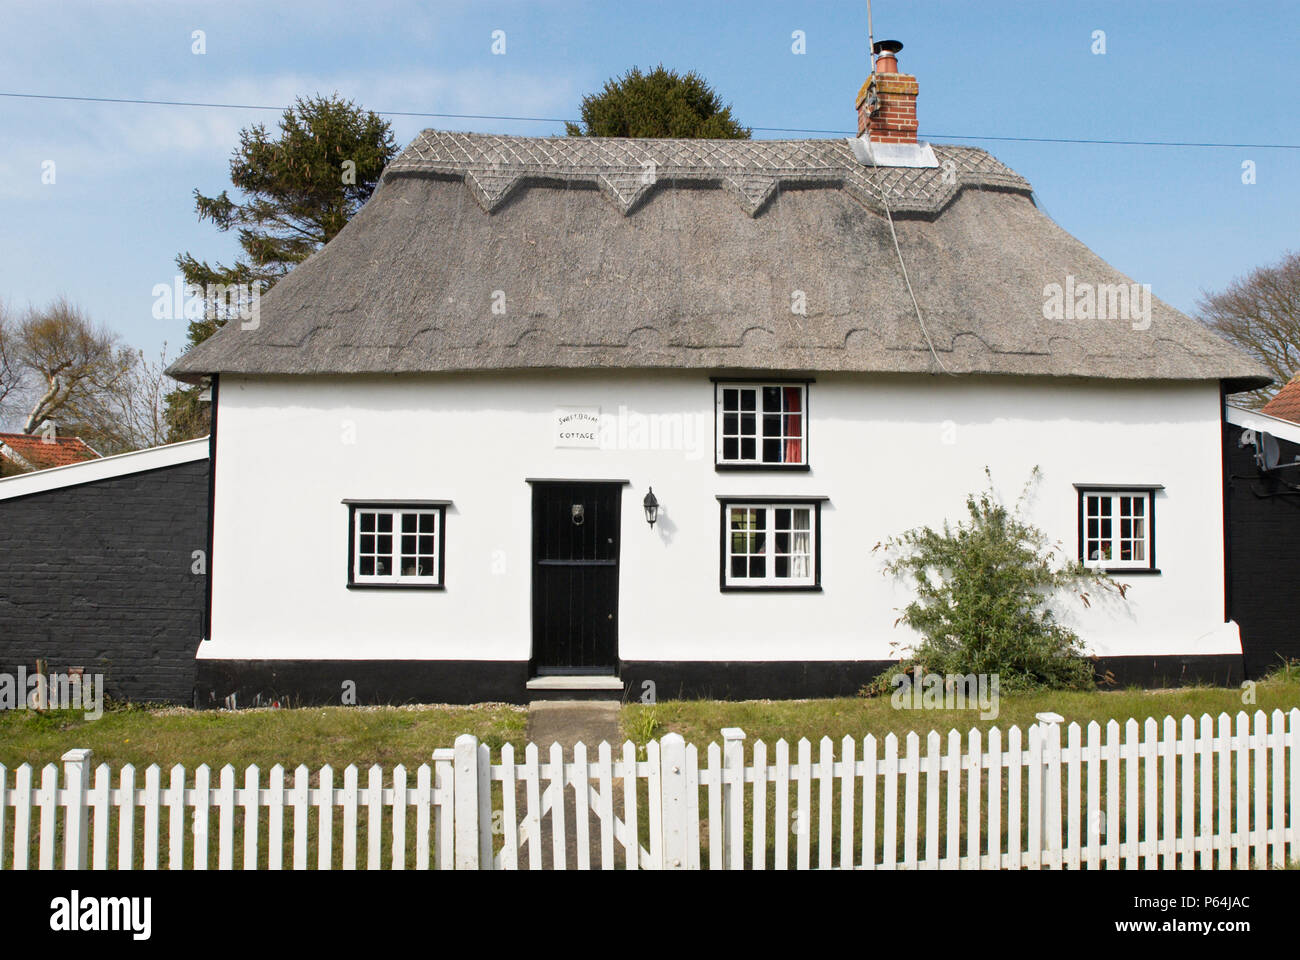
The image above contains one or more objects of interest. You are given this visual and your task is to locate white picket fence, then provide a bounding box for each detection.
[2,708,1297,869]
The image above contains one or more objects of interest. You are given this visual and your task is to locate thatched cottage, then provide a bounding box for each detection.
[168,45,1270,705]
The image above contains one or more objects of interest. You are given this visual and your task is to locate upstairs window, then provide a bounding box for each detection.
[344,500,449,588]
[1076,486,1159,573]
[715,382,809,469]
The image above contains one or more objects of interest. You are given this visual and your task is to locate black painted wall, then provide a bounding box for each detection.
[1225,421,1300,678]
[0,460,209,703]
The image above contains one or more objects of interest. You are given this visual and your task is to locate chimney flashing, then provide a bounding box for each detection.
[848,136,938,169]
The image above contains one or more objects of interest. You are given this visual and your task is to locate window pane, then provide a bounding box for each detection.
[762,437,780,463]
[723,437,738,460]
[741,438,756,460]
[731,556,747,578]
[377,514,392,532]
[360,557,375,576]
[723,388,738,411]
[723,413,738,435]
[750,556,766,578]
[402,514,417,533]
[361,513,375,532]
[740,391,756,412]
[775,556,789,578]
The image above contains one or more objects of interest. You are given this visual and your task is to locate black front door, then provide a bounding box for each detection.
[531,481,621,675]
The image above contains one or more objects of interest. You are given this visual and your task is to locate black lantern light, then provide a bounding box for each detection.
[643,487,659,527]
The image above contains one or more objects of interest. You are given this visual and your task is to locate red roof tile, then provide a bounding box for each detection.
[1262,374,1300,425]
[0,432,102,471]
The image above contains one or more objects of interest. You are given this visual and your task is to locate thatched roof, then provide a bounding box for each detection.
[168,130,1271,390]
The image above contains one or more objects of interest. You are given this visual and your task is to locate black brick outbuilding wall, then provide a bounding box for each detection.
[1225,422,1300,678]
[0,460,208,703]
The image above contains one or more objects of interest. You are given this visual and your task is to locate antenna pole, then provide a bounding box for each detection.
[867,0,876,73]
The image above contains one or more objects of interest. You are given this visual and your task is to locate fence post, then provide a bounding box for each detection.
[660,733,687,869]
[722,728,746,870]
[432,748,455,870]
[453,735,480,870]
[61,748,92,870]
[1035,713,1063,869]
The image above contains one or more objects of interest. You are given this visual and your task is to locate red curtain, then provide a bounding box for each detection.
[783,387,803,463]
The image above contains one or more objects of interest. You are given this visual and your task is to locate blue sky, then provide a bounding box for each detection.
[1,0,1297,364]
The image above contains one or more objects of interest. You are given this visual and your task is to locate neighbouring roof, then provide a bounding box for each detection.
[1261,373,1300,424]
[168,130,1271,390]
[0,437,208,501]
[0,432,101,472]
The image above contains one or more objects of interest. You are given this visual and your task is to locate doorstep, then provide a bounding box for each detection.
[525,675,624,702]
[526,675,623,691]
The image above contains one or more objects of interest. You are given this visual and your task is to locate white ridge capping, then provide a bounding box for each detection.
[848,135,939,169]
[1225,402,1300,446]
[0,436,209,501]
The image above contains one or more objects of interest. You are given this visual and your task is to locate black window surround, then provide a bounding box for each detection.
[717,495,827,592]
[343,499,451,590]
[712,377,813,472]
[1073,484,1162,575]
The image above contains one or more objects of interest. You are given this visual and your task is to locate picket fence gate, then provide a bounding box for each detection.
[2,708,1297,870]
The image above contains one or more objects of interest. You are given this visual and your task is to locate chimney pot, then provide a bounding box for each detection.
[872,39,903,74]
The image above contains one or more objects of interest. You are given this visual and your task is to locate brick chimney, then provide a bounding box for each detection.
[855,40,918,144]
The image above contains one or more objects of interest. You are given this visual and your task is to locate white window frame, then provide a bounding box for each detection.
[346,501,447,588]
[720,500,822,590]
[715,382,809,467]
[1078,488,1156,572]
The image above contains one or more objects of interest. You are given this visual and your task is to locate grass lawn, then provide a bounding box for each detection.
[1,672,1298,770]
[620,675,1300,747]
[0,702,528,770]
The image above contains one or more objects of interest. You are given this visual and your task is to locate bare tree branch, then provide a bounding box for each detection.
[1197,251,1300,407]
[0,302,19,415]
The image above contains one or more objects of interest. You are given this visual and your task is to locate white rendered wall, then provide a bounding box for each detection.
[201,372,1237,663]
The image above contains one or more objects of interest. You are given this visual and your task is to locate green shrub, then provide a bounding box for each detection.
[864,468,1125,695]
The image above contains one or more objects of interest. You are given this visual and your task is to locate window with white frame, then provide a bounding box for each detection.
[720,499,822,589]
[716,382,808,467]
[1078,488,1157,572]
[346,501,448,588]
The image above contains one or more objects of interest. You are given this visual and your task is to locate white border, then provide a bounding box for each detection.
[0,437,209,501]
[1224,403,1300,446]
